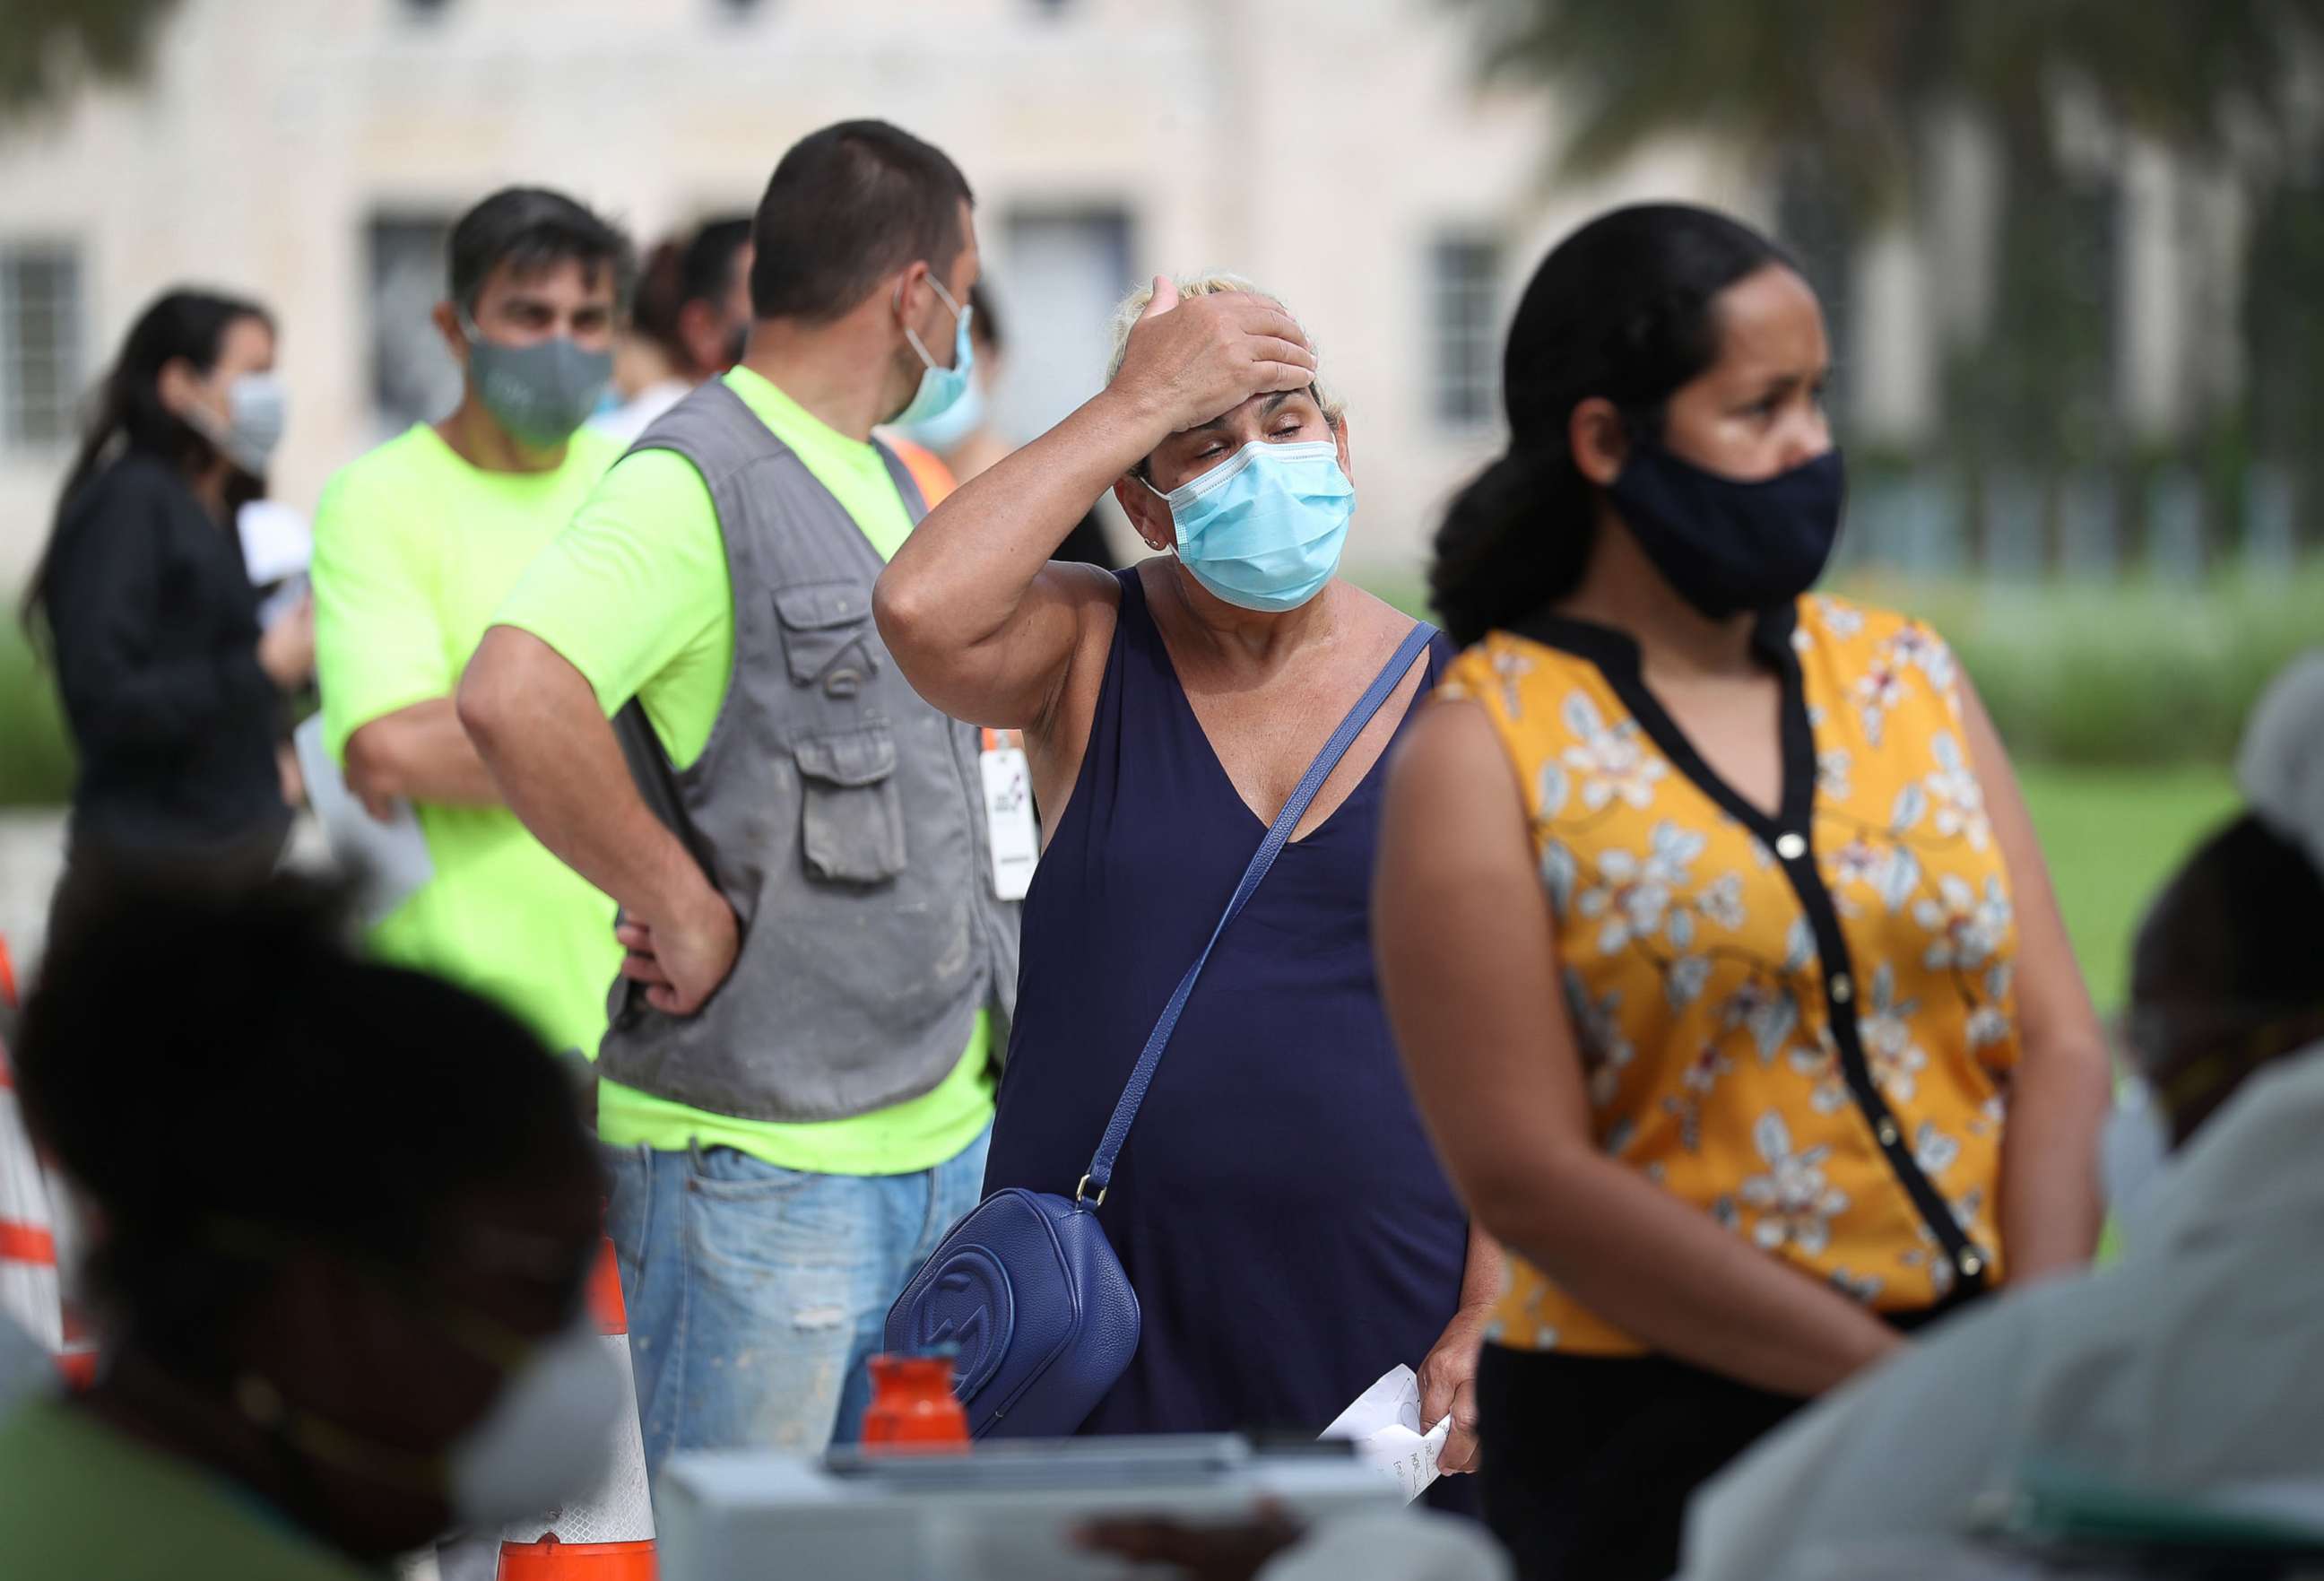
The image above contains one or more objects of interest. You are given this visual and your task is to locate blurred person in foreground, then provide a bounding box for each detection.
[310,187,633,1063]
[1373,204,2112,1579]
[875,272,1497,1484]
[1078,1503,1509,1580]
[1678,649,2324,1581]
[461,120,1017,1464]
[0,877,614,1578]
[884,282,1116,567]
[22,291,313,951]
[593,214,753,447]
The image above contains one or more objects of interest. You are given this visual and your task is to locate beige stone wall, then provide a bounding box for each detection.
[0,0,1744,588]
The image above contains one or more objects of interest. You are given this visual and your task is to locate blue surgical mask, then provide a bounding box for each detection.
[186,373,288,478]
[892,276,974,428]
[895,376,986,455]
[1145,439,1354,612]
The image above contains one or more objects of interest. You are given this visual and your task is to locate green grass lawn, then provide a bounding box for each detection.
[0,572,2251,1013]
[2016,764,2242,1012]
[0,620,71,808]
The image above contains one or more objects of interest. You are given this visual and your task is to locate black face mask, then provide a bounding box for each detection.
[1608,441,1846,619]
[724,320,750,369]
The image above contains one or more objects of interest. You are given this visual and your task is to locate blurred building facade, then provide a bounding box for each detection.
[0,0,1725,585]
[0,0,2267,586]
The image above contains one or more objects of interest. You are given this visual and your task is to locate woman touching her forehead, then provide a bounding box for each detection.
[877,273,1498,1495]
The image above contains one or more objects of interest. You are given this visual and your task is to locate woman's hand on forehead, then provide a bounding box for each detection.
[1111,276,1316,439]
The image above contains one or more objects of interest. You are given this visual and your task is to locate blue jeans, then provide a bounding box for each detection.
[600,1127,990,1479]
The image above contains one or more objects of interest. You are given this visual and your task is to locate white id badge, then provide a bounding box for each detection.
[979,732,1039,901]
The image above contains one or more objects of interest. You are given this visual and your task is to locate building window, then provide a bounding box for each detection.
[994,209,1133,439]
[1429,235,1501,429]
[0,244,84,451]
[367,216,462,434]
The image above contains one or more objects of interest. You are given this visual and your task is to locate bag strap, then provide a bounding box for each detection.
[1077,620,1439,1203]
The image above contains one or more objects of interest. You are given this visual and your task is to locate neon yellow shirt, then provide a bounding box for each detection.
[0,1396,375,1579]
[311,423,623,1058]
[495,367,994,1176]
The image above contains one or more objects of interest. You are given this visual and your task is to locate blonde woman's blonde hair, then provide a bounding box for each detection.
[1105,271,1345,427]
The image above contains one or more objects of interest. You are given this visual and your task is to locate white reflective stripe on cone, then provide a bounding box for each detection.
[0,1081,63,1352]
[500,1329,655,1547]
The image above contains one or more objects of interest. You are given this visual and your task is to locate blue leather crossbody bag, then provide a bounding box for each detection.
[884,621,1438,1438]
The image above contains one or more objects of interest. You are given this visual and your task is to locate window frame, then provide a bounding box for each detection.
[0,239,88,455]
[1428,232,1502,432]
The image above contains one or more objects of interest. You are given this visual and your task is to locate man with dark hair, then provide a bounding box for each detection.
[308,185,633,1065]
[745,118,974,323]
[1,873,611,1579]
[595,213,755,446]
[446,186,638,321]
[462,121,1015,1466]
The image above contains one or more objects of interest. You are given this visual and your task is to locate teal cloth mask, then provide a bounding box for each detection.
[893,276,975,428]
[461,312,612,447]
[1148,439,1354,612]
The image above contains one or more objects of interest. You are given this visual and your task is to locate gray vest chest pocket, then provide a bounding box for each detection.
[775,581,877,695]
[794,723,907,884]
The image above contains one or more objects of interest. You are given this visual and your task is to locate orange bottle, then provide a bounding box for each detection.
[860,1352,970,1450]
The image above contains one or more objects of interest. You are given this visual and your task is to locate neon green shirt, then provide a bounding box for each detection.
[0,1396,376,1579]
[310,423,624,1059]
[495,367,994,1176]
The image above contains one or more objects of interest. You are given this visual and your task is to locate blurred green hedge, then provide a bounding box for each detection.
[0,564,2315,807]
[1364,561,2319,770]
[1840,565,2321,767]
[0,620,72,808]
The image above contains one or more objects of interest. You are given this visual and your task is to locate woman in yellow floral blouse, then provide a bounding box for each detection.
[1374,204,2112,1581]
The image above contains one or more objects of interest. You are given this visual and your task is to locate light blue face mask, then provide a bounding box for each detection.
[1145,439,1354,612]
[895,375,985,455]
[891,275,975,428]
[186,373,288,478]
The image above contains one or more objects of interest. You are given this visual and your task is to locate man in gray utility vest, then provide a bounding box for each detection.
[461,120,1018,1470]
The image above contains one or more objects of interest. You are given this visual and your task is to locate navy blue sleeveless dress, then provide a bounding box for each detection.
[984,568,1472,1440]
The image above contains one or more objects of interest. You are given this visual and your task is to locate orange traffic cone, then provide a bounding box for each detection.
[1,941,91,1386]
[0,1029,64,1358]
[495,1238,655,1579]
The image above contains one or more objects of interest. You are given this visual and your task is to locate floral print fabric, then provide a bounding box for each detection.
[1442,596,2017,1354]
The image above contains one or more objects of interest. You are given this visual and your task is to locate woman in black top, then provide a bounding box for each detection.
[22,291,312,945]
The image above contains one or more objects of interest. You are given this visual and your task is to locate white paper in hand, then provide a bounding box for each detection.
[238,499,313,587]
[1319,1364,1451,1504]
[294,715,434,926]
